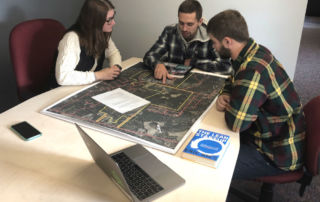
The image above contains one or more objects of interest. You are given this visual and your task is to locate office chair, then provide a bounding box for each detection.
[230,95,320,202]
[9,18,66,101]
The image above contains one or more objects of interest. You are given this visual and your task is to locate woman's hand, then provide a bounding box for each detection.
[95,65,121,81]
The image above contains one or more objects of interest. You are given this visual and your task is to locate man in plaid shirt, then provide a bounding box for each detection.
[207,9,305,179]
[143,0,232,83]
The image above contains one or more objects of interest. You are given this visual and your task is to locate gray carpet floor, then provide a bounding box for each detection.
[229,17,320,202]
[294,17,320,106]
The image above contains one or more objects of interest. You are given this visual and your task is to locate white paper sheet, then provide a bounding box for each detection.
[92,88,150,114]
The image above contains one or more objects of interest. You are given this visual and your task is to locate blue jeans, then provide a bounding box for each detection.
[232,142,288,180]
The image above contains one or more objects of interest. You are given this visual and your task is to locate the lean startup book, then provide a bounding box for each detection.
[182,129,230,168]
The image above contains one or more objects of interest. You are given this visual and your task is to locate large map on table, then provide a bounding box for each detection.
[42,62,226,153]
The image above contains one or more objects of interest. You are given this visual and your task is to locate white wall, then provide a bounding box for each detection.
[112,0,308,79]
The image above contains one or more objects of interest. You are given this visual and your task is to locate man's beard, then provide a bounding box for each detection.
[182,31,195,42]
[219,45,231,59]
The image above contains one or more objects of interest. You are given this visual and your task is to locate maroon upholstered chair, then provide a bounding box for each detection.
[230,95,320,202]
[9,19,65,101]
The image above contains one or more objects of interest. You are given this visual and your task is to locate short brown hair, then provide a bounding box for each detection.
[178,0,202,21]
[207,9,249,42]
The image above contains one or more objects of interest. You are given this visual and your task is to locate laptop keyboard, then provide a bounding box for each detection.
[111,152,164,200]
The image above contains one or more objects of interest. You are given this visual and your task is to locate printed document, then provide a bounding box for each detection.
[92,88,150,114]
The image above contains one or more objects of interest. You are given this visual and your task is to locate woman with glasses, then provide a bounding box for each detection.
[54,0,121,86]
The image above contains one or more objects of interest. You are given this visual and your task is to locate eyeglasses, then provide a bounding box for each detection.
[105,11,116,25]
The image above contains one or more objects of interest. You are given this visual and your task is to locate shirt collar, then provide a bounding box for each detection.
[232,38,258,72]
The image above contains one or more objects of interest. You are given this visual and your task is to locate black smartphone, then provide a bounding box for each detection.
[11,121,42,141]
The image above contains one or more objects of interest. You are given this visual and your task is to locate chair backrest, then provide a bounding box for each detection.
[303,95,320,176]
[9,18,66,101]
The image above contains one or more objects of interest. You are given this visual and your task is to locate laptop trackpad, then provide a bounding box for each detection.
[123,145,164,174]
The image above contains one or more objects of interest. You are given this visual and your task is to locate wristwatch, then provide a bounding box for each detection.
[115,64,122,70]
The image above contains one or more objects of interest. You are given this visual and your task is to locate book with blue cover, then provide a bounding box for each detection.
[182,129,230,168]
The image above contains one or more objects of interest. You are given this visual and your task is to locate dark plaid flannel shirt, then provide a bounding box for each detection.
[222,38,305,171]
[143,23,232,75]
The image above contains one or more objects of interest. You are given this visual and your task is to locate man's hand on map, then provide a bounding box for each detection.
[154,63,173,84]
[216,94,230,112]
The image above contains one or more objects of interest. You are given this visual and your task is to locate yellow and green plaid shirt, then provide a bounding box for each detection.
[223,38,305,171]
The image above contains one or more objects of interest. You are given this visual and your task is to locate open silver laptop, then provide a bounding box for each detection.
[76,124,185,202]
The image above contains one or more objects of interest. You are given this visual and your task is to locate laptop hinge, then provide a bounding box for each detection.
[111,177,135,202]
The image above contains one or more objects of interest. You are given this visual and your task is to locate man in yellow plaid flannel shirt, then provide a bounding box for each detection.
[207,9,305,180]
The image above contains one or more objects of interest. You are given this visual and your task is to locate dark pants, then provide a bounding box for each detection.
[226,140,289,202]
[232,142,287,180]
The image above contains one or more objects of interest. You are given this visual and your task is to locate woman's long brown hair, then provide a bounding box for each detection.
[71,0,115,57]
